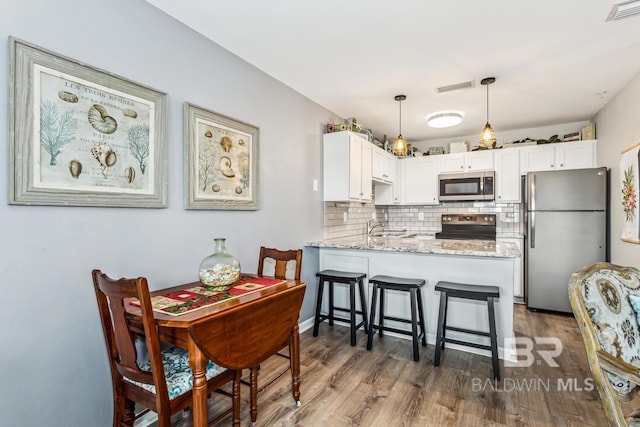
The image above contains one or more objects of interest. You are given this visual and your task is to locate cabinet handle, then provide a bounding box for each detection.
[560,163,564,167]
[460,165,464,169]
[468,165,471,168]
[550,164,553,168]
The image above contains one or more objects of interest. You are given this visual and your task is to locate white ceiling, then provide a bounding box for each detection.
[146,0,640,144]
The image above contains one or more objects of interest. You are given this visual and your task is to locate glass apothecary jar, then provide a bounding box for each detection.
[199,238,241,291]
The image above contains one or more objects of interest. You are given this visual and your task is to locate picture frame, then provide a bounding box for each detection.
[620,142,640,244]
[8,37,168,208]
[184,103,259,210]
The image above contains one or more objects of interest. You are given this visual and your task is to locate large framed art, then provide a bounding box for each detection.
[8,37,168,208]
[184,103,259,210]
[621,142,640,244]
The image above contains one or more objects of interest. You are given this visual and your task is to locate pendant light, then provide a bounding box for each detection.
[393,95,408,156]
[479,77,497,149]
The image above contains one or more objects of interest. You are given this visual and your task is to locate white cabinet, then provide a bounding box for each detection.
[494,149,521,203]
[323,131,372,202]
[498,237,524,298]
[519,140,596,174]
[374,157,401,205]
[437,150,494,173]
[372,146,394,184]
[402,157,438,205]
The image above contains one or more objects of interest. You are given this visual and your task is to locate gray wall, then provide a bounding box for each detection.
[595,68,640,268]
[0,0,332,425]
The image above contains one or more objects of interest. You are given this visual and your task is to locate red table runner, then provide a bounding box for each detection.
[131,276,286,316]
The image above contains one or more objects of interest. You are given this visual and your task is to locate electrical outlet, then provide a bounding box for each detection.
[313,179,318,192]
[371,212,376,220]
[418,212,424,221]
[384,212,388,220]
[343,211,348,223]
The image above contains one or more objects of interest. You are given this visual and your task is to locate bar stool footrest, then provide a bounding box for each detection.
[443,337,492,352]
[445,325,491,338]
[372,324,425,339]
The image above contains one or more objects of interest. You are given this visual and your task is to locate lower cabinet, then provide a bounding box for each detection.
[497,237,524,298]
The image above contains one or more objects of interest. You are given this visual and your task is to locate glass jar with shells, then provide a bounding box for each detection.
[199,238,241,291]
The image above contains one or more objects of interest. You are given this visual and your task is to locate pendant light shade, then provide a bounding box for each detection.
[393,95,408,156]
[479,77,497,149]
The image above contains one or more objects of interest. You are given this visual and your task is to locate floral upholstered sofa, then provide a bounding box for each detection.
[569,262,640,426]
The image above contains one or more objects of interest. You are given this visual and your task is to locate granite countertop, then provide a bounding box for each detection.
[305,234,521,258]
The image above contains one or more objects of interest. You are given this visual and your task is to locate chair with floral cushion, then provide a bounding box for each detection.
[569,262,640,426]
[91,269,236,426]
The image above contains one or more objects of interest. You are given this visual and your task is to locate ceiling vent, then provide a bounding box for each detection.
[436,80,475,94]
[606,0,640,21]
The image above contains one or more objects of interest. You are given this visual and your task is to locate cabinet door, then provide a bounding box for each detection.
[494,149,520,202]
[555,140,595,170]
[360,140,373,201]
[520,145,555,173]
[498,237,524,298]
[348,136,363,200]
[383,153,395,184]
[374,157,401,205]
[372,146,386,181]
[403,157,438,204]
[437,153,465,173]
[466,150,494,171]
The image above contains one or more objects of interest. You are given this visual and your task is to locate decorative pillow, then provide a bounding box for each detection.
[124,345,226,400]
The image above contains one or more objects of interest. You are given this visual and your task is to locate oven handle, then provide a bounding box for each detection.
[480,177,484,194]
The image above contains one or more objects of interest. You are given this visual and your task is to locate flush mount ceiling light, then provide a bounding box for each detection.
[393,94,408,156]
[479,77,497,149]
[426,111,464,128]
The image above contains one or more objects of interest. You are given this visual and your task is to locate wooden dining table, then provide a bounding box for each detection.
[126,276,307,427]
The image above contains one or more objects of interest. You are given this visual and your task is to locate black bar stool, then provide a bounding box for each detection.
[313,270,368,346]
[366,275,427,362]
[433,281,500,380]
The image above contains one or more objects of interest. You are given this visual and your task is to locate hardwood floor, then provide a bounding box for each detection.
[145,304,622,426]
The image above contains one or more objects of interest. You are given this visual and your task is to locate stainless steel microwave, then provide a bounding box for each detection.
[438,171,495,202]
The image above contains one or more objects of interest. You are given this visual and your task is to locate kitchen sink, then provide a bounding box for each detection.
[369,229,406,238]
[402,233,435,240]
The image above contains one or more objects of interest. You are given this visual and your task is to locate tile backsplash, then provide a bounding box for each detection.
[323,201,521,239]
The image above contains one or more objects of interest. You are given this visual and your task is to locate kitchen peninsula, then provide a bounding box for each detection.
[305,235,520,361]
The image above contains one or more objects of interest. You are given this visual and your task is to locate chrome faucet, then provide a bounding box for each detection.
[367,219,385,235]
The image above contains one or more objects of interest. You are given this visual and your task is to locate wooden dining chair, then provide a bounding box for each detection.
[189,283,307,427]
[257,246,303,282]
[91,269,236,427]
[254,247,303,388]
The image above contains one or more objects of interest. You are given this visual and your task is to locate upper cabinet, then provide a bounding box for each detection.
[519,140,596,174]
[494,149,521,203]
[323,131,372,202]
[403,157,438,205]
[437,150,494,173]
[372,146,395,184]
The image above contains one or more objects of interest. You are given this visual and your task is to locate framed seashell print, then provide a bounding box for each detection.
[8,37,168,208]
[184,103,259,210]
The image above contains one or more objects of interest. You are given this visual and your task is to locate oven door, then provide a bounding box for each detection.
[438,171,494,201]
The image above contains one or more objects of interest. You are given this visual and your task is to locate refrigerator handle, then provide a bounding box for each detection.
[529,174,536,211]
[530,212,535,248]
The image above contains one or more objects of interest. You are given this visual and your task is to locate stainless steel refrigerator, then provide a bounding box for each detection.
[524,167,607,313]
